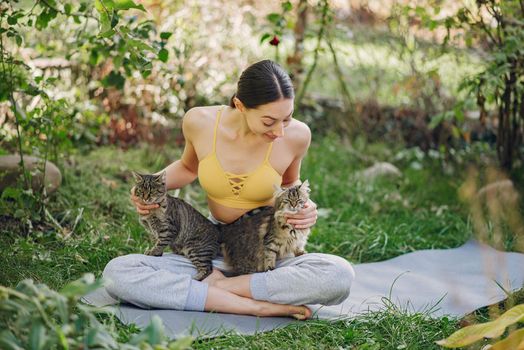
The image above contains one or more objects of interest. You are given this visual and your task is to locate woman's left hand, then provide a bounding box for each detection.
[286,199,318,229]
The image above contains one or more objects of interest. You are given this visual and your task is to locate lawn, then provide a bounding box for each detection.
[2,135,522,349]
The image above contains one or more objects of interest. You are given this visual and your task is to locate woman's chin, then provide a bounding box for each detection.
[263,134,278,142]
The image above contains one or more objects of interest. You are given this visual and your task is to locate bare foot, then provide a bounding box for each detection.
[256,301,312,320]
[291,305,312,320]
[202,268,226,286]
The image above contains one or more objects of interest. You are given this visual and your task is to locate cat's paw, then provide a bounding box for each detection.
[294,250,306,256]
[194,269,212,281]
[145,248,163,256]
[263,262,276,271]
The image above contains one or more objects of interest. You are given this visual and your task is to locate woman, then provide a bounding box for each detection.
[103,60,355,319]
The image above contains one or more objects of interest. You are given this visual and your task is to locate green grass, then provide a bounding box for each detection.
[1,136,523,349]
[192,312,459,350]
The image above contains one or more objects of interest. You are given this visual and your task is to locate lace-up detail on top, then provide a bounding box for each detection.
[198,106,282,209]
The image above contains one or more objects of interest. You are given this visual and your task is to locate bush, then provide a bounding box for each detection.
[0,274,192,350]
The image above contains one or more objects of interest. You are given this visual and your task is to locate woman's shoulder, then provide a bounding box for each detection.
[182,105,223,135]
[284,119,311,151]
[184,105,222,124]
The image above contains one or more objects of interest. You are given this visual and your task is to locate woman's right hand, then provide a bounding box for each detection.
[130,186,159,215]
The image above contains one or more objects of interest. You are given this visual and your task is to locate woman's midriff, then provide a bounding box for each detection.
[207,197,276,224]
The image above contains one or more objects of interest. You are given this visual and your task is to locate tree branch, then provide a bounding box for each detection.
[38,0,99,22]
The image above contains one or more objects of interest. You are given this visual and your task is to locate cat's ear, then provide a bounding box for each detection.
[299,180,311,193]
[154,171,167,185]
[273,184,286,198]
[132,171,143,183]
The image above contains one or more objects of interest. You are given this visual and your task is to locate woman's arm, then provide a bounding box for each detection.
[281,127,309,186]
[159,109,200,190]
[132,109,200,214]
[281,122,317,229]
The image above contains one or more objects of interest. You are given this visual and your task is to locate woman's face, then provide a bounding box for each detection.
[234,97,294,142]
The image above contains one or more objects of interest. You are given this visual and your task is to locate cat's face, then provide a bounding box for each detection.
[132,171,167,204]
[274,180,310,213]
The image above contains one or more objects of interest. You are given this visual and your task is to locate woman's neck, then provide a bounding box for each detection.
[225,106,257,139]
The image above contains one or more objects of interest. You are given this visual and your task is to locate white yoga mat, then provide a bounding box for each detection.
[81,239,524,339]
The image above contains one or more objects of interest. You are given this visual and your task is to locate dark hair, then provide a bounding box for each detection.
[229,59,294,109]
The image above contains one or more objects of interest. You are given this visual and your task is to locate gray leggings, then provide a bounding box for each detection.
[102,251,355,311]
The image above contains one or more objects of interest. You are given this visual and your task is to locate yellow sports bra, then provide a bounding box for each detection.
[198,106,283,209]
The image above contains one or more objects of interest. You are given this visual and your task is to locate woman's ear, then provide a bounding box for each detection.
[233,97,246,113]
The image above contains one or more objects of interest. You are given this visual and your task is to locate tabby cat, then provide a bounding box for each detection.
[132,171,220,281]
[219,180,311,275]
[218,206,276,275]
[272,180,311,257]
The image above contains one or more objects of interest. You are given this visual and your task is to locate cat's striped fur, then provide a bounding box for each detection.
[272,180,311,257]
[218,206,276,275]
[132,171,220,281]
[219,181,311,275]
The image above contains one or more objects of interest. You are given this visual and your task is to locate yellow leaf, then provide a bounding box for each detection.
[436,322,499,348]
[490,328,524,350]
[436,305,524,348]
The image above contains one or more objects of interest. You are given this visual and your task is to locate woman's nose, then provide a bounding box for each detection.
[273,122,285,137]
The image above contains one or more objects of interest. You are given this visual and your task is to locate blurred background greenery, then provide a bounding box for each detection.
[1,0,523,349]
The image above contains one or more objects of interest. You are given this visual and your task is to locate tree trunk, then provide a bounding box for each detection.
[287,0,308,92]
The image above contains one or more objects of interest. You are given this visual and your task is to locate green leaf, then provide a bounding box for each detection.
[0,330,24,350]
[453,104,465,123]
[266,13,281,24]
[99,29,116,38]
[110,10,119,28]
[160,31,172,40]
[64,3,72,15]
[428,112,445,130]
[127,38,155,52]
[95,0,112,33]
[130,315,165,345]
[7,16,17,25]
[113,0,146,11]
[59,274,102,298]
[170,336,194,349]
[260,33,271,44]
[1,187,21,200]
[55,296,69,323]
[89,50,100,66]
[101,70,125,89]
[158,48,169,62]
[15,35,22,47]
[282,1,292,12]
[451,126,461,139]
[95,0,111,12]
[14,209,26,219]
[29,322,47,350]
[85,328,118,348]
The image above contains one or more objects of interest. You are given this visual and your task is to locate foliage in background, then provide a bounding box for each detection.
[403,0,524,170]
[0,273,193,349]
[0,0,164,231]
[260,0,294,62]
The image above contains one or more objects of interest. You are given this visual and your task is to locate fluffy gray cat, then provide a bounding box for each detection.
[219,181,311,275]
[132,171,220,281]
